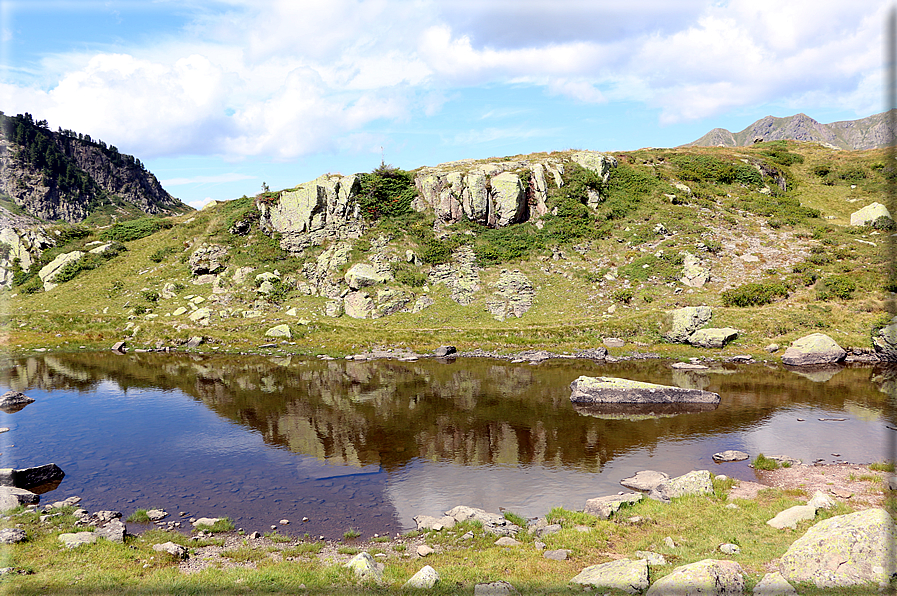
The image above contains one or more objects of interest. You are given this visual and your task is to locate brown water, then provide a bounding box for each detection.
[1,353,893,539]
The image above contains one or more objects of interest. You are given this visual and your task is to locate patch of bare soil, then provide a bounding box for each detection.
[727,463,890,508]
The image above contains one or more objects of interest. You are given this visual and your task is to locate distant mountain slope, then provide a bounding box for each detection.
[685,110,895,150]
[0,112,191,223]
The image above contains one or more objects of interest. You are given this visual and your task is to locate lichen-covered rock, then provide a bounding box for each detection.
[872,318,897,361]
[648,470,714,502]
[486,269,535,321]
[38,250,84,289]
[681,252,711,288]
[189,243,229,276]
[665,306,712,343]
[570,558,648,594]
[345,263,391,290]
[489,172,526,227]
[428,246,480,305]
[778,508,896,589]
[258,174,364,253]
[688,327,738,349]
[767,505,817,529]
[344,291,375,319]
[781,333,846,366]
[850,202,892,226]
[344,551,383,582]
[265,324,291,339]
[153,541,188,559]
[646,559,744,596]
[0,226,54,288]
[752,572,796,595]
[404,564,439,589]
[59,531,98,549]
[324,299,344,317]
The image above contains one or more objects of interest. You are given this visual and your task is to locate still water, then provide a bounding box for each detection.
[1,353,894,539]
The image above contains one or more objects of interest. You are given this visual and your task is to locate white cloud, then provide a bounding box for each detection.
[162,173,256,186]
[188,197,217,210]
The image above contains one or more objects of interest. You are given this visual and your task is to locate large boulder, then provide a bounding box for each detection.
[778,508,896,589]
[781,333,846,366]
[0,391,35,412]
[0,463,64,489]
[344,291,375,319]
[570,558,649,594]
[583,493,642,519]
[485,269,535,321]
[570,151,618,183]
[489,172,527,227]
[188,243,229,275]
[665,306,712,343]
[0,226,54,289]
[38,250,84,289]
[345,263,391,290]
[850,202,892,226]
[344,551,383,582]
[570,376,720,405]
[646,559,745,596]
[404,565,439,589]
[0,486,39,511]
[688,328,738,349]
[265,324,291,339]
[766,505,817,530]
[648,470,714,502]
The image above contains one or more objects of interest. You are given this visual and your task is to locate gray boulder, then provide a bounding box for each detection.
[665,306,713,343]
[434,345,457,357]
[344,291,375,319]
[872,318,897,361]
[712,450,749,462]
[95,519,126,543]
[38,250,84,290]
[850,202,892,226]
[489,172,527,227]
[59,531,97,548]
[584,493,643,519]
[778,508,896,588]
[485,269,535,321]
[767,505,817,530]
[689,328,738,349]
[0,487,39,511]
[680,252,711,288]
[345,263,391,290]
[543,549,570,561]
[474,580,518,595]
[570,558,649,594]
[444,505,519,536]
[344,551,383,583]
[413,515,456,531]
[635,551,667,566]
[265,324,291,339]
[649,470,714,502]
[621,470,669,492]
[153,541,188,559]
[188,243,229,276]
[781,333,846,366]
[570,151,618,183]
[404,565,439,589]
[0,528,26,544]
[570,376,720,405]
[752,572,796,595]
[646,559,744,596]
[0,391,35,412]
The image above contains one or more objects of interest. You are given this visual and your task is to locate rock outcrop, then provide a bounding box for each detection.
[189,244,229,276]
[428,247,480,305]
[258,174,364,253]
[38,251,84,290]
[570,376,720,405]
[0,226,54,288]
[872,318,897,361]
[781,333,846,366]
[485,269,535,321]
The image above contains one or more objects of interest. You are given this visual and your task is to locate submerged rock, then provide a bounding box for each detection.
[570,376,720,405]
[620,470,669,492]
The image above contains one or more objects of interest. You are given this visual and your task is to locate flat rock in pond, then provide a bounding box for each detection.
[713,450,749,462]
[0,391,35,413]
[570,376,720,405]
[620,470,669,491]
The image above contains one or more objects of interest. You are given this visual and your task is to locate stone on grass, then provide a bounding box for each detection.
[767,505,817,529]
[713,450,749,462]
[153,541,188,559]
[850,202,892,226]
[185,336,204,349]
[344,552,383,582]
[646,559,744,596]
[95,519,126,543]
[752,572,797,595]
[188,308,211,324]
[570,376,720,405]
[265,324,291,339]
[635,551,667,566]
[404,565,439,589]
[413,514,455,531]
[649,470,714,502]
[0,528,26,544]
[0,391,35,411]
[620,470,669,492]
[666,306,713,343]
[417,545,435,557]
[345,263,391,290]
[0,487,39,511]
[719,543,740,555]
[781,333,846,366]
[583,493,642,519]
[570,558,649,594]
[689,328,738,349]
[474,580,518,595]
[494,536,520,547]
[778,508,896,588]
[543,549,570,561]
[533,523,562,537]
[807,491,835,510]
[59,531,97,548]
[664,537,676,549]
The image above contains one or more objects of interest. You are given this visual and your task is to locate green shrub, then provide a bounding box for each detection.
[20,276,42,294]
[357,164,417,220]
[612,289,633,304]
[671,154,738,184]
[420,238,454,265]
[839,166,867,182]
[759,148,804,166]
[474,225,544,265]
[812,164,832,177]
[871,216,896,231]
[600,165,656,220]
[393,263,427,287]
[194,517,234,533]
[101,217,173,242]
[751,453,781,470]
[140,290,160,303]
[55,225,91,245]
[733,163,762,186]
[149,246,178,262]
[869,461,895,472]
[721,282,789,307]
[816,275,856,301]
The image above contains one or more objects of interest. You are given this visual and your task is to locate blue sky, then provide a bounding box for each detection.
[1,0,889,209]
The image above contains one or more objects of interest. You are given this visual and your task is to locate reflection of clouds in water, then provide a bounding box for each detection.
[740,409,888,463]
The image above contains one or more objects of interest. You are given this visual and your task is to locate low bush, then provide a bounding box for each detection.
[474,225,544,265]
[721,282,789,307]
[612,289,633,304]
[101,217,173,242]
[140,290,160,303]
[393,262,427,287]
[357,164,417,220]
[149,246,179,263]
[816,275,856,301]
[752,453,783,470]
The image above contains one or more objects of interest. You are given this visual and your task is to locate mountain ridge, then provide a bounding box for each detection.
[685,110,896,150]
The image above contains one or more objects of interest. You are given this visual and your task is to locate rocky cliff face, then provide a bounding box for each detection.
[0,114,189,223]
[686,110,896,150]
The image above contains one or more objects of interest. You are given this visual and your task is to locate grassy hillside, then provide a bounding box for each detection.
[4,141,894,358]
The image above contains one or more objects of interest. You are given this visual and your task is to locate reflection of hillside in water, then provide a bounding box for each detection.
[3,354,894,471]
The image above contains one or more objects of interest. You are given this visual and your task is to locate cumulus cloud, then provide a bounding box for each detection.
[4,0,887,160]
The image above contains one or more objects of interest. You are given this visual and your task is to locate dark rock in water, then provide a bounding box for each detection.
[435,346,457,358]
[570,376,720,404]
[0,464,65,490]
[573,402,718,420]
[0,391,35,413]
